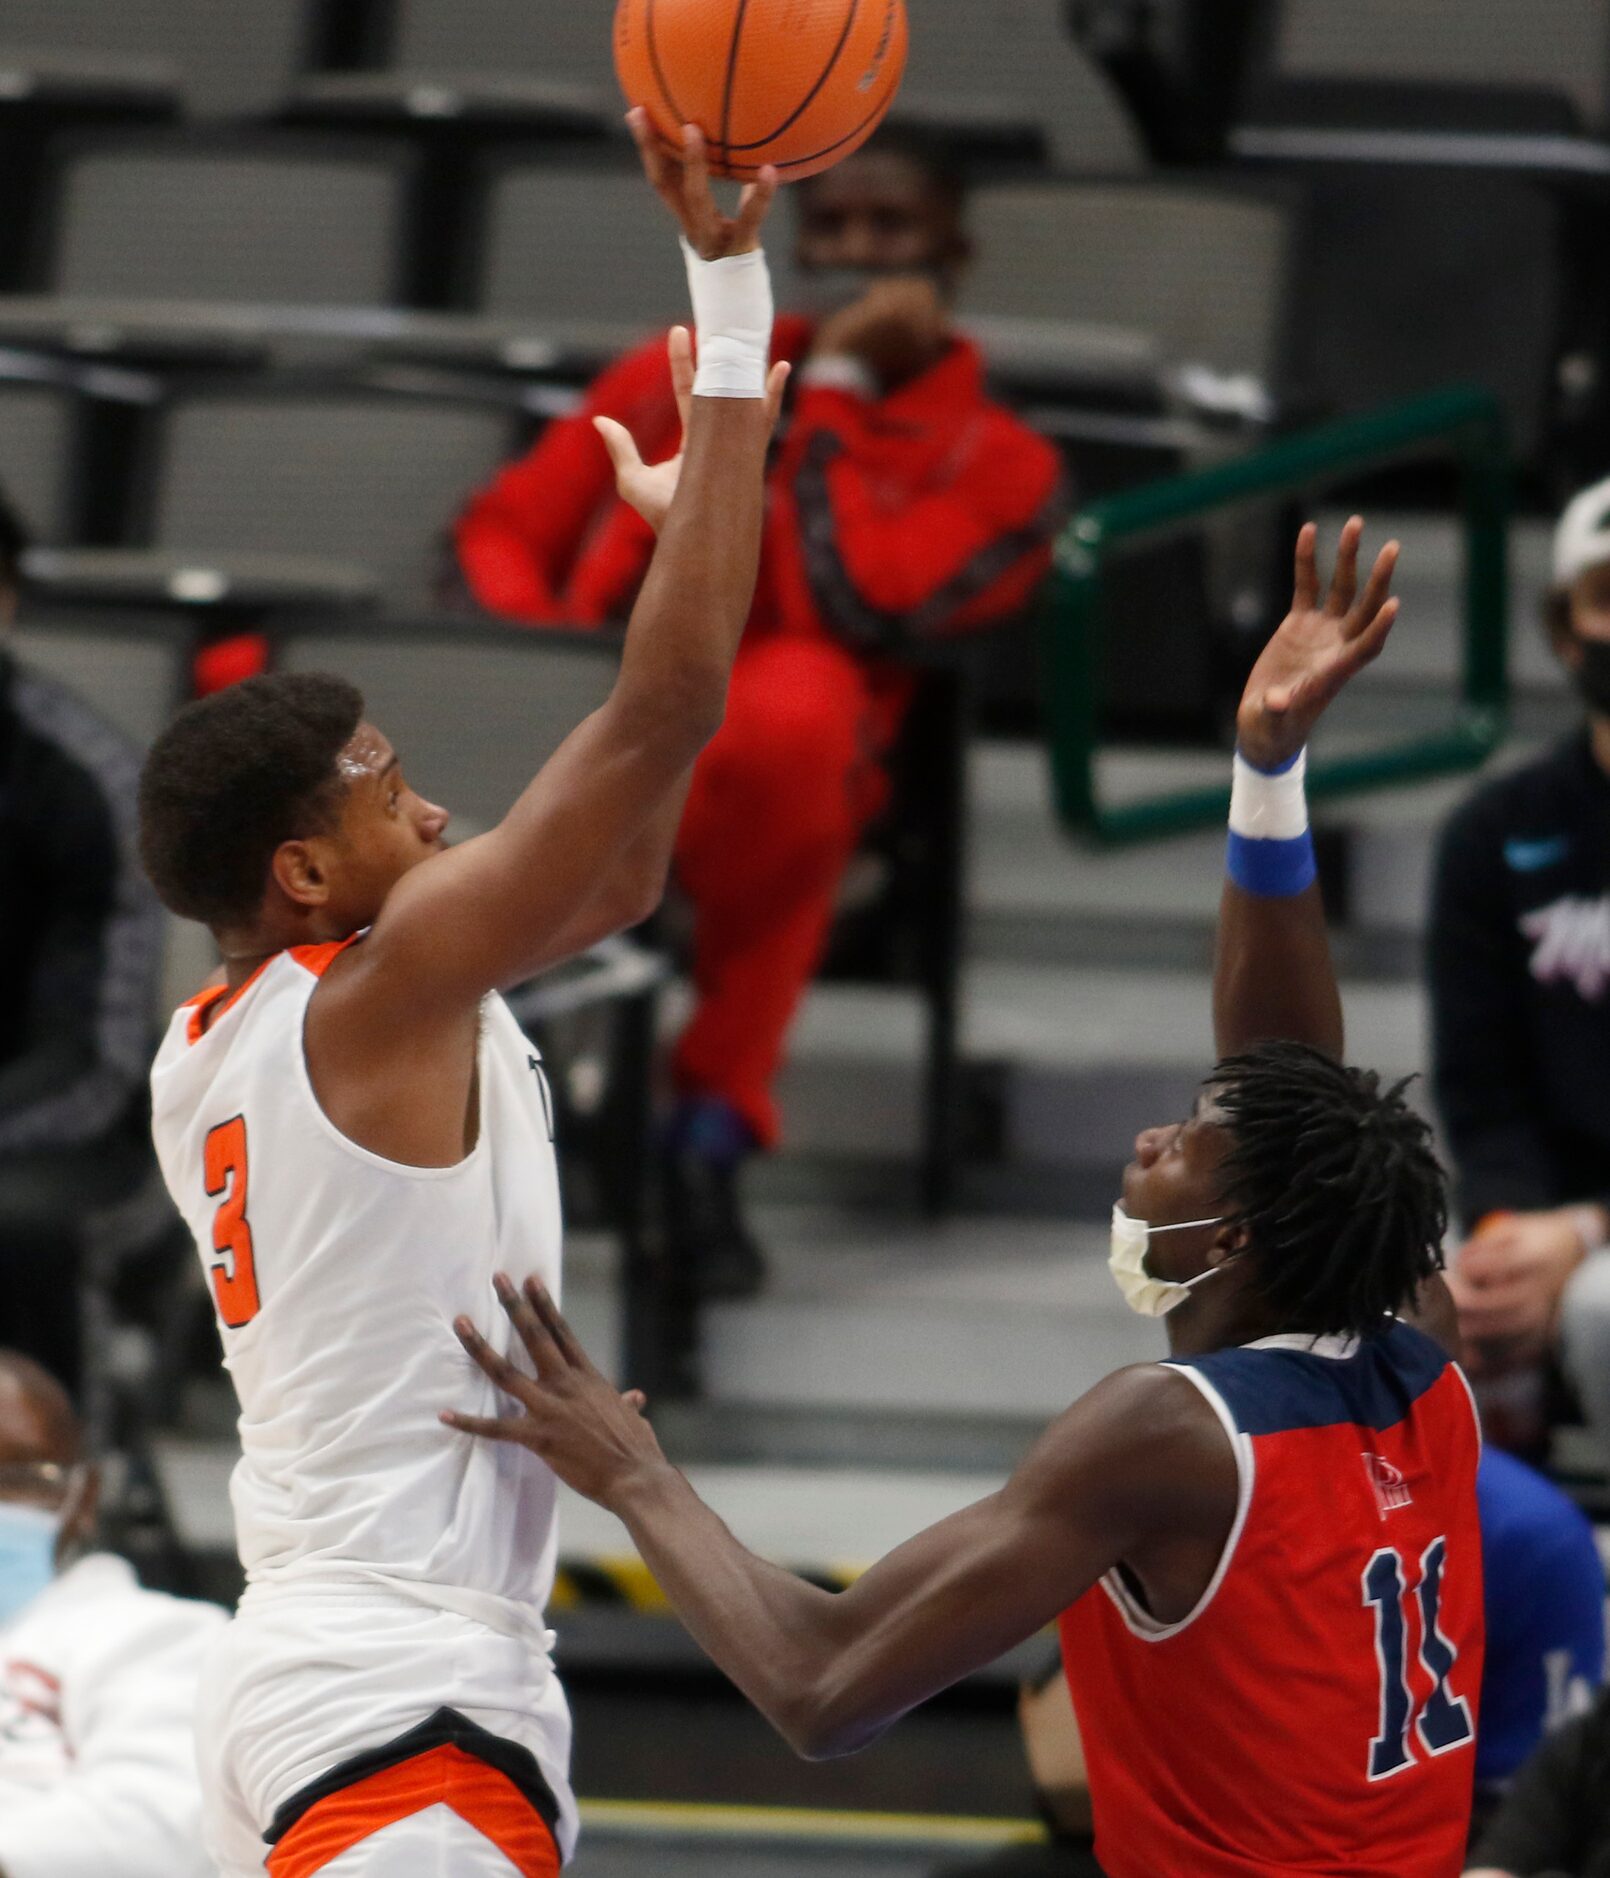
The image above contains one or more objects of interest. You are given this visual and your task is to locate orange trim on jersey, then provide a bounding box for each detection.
[181,936,360,1044]
[264,1744,560,1878]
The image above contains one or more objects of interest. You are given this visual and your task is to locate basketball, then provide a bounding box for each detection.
[613,0,909,182]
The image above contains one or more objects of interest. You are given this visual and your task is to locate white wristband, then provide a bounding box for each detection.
[681,237,774,399]
[1229,748,1309,841]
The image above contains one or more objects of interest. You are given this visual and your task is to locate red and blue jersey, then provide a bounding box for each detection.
[1061,1322,1484,1878]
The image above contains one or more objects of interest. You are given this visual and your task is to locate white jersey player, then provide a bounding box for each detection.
[141,115,788,1878]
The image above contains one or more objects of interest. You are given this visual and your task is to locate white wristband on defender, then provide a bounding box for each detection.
[1229,747,1309,841]
[681,237,773,399]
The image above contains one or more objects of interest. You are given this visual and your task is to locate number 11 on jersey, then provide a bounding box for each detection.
[204,1115,262,1328]
[1364,1537,1474,1780]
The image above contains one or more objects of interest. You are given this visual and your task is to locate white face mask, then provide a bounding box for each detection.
[1109,1204,1227,1318]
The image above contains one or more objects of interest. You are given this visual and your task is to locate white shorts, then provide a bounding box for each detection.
[199,1587,576,1878]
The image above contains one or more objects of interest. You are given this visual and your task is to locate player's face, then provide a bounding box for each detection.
[1121,1093,1234,1282]
[1567,561,1610,644]
[321,723,450,926]
[795,152,967,284]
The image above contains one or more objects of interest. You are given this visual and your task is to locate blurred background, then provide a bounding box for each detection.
[3,1,1609,1872]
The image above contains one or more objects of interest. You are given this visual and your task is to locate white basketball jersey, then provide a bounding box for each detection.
[150,939,564,1622]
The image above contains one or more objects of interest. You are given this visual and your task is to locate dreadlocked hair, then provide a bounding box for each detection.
[1210,1039,1447,1340]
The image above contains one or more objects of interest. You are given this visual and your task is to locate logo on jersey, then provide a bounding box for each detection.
[1521,893,1610,1001]
[1363,1452,1412,1516]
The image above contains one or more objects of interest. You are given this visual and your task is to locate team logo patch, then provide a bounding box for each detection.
[1363,1453,1412,1516]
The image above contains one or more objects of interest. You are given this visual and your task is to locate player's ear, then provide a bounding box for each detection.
[1207,1220,1250,1268]
[272,838,332,909]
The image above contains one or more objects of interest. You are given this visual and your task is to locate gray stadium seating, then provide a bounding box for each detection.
[291,0,617,131]
[0,375,83,541]
[0,0,319,118]
[1255,0,1610,132]
[898,0,1146,171]
[10,608,191,751]
[140,383,526,612]
[278,617,620,837]
[38,131,418,308]
[958,179,1296,390]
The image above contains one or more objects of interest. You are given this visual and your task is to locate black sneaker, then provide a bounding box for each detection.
[661,1144,767,1301]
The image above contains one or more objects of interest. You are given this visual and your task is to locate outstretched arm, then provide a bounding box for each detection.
[444,1278,1233,1761]
[357,116,789,1016]
[1212,518,1399,1061]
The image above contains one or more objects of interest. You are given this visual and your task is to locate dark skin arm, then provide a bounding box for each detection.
[446,1277,1236,1761]
[1213,517,1399,1062]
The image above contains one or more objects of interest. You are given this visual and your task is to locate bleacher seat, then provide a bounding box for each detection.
[0,371,85,541]
[897,0,1146,171]
[135,380,527,611]
[277,615,619,835]
[0,0,321,119]
[959,179,1296,392]
[291,0,617,134]
[471,155,686,333]
[10,606,192,751]
[33,129,420,308]
[1246,0,1610,133]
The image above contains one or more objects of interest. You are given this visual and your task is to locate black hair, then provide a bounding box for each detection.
[0,483,30,592]
[799,119,969,216]
[1209,1040,1447,1340]
[138,672,364,928]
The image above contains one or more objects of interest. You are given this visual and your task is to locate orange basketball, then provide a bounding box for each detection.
[613,0,908,182]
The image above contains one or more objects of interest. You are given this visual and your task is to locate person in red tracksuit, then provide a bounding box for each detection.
[456,131,1065,1297]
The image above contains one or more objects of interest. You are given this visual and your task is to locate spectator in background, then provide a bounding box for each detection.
[1431,473,1610,1456]
[0,492,162,1393]
[0,1349,222,1877]
[457,129,1063,1296]
[1465,1687,1610,1877]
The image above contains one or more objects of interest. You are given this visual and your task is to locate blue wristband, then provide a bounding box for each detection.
[1226,828,1317,897]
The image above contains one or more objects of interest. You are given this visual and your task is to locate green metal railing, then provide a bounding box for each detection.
[1043,384,1511,845]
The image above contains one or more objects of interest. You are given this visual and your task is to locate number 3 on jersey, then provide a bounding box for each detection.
[204,1116,261,1328]
[1364,1538,1474,1780]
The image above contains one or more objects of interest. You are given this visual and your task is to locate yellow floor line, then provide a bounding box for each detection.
[577,1797,1046,1847]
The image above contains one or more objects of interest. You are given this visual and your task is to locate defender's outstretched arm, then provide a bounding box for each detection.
[1212,518,1399,1061]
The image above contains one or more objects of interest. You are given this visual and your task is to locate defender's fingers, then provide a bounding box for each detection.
[493,1272,567,1378]
[623,1390,649,1414]
[733,166,779,247]
[454,1315,540,1403]
[593,416,644,478]
[668,325,695,425]
[524,1277,594,1373]
[1291,522,1320,612]
[440,1409,536,1444]
[679,124,715,235]
[1326,516,1365,614]
[1349,541,1400,637]
[763,358,791,429]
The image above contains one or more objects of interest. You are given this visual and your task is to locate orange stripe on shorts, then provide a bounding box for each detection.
[265,1742,560,1878]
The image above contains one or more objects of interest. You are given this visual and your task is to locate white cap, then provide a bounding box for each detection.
[1553,474,1610,588]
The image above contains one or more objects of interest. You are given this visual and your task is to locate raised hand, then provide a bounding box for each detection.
[594,324,791,535]
[443,1274,665,1509]
[628,108,777,260]
[1237,517,1400,771]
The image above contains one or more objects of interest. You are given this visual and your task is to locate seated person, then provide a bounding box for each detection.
[1430,474,1610,1457]
[456,127,1064,1296]
[1466,1684,1610,1877]
[0,1349,223,1877]
[0,494,163,1393]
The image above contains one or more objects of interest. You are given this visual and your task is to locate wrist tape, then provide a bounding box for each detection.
[1226,747,1316,897]
[681,237,773,399]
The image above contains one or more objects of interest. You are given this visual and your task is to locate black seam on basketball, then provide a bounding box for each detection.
[713,62,902,173]
[721,0,861,153]
[718,0,755,170]
[644,0,689,136]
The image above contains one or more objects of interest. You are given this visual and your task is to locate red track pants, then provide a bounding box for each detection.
[672,636,910,1150]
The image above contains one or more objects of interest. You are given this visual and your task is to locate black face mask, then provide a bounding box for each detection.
[1569,633,1610,717]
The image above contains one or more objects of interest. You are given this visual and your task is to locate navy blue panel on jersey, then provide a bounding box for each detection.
[1174,1322,1450,1437]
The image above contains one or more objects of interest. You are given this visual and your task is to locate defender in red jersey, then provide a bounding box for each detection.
[447,520,1483,1878]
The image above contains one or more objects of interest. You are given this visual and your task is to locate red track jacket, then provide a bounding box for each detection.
[455,314,1065,650]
